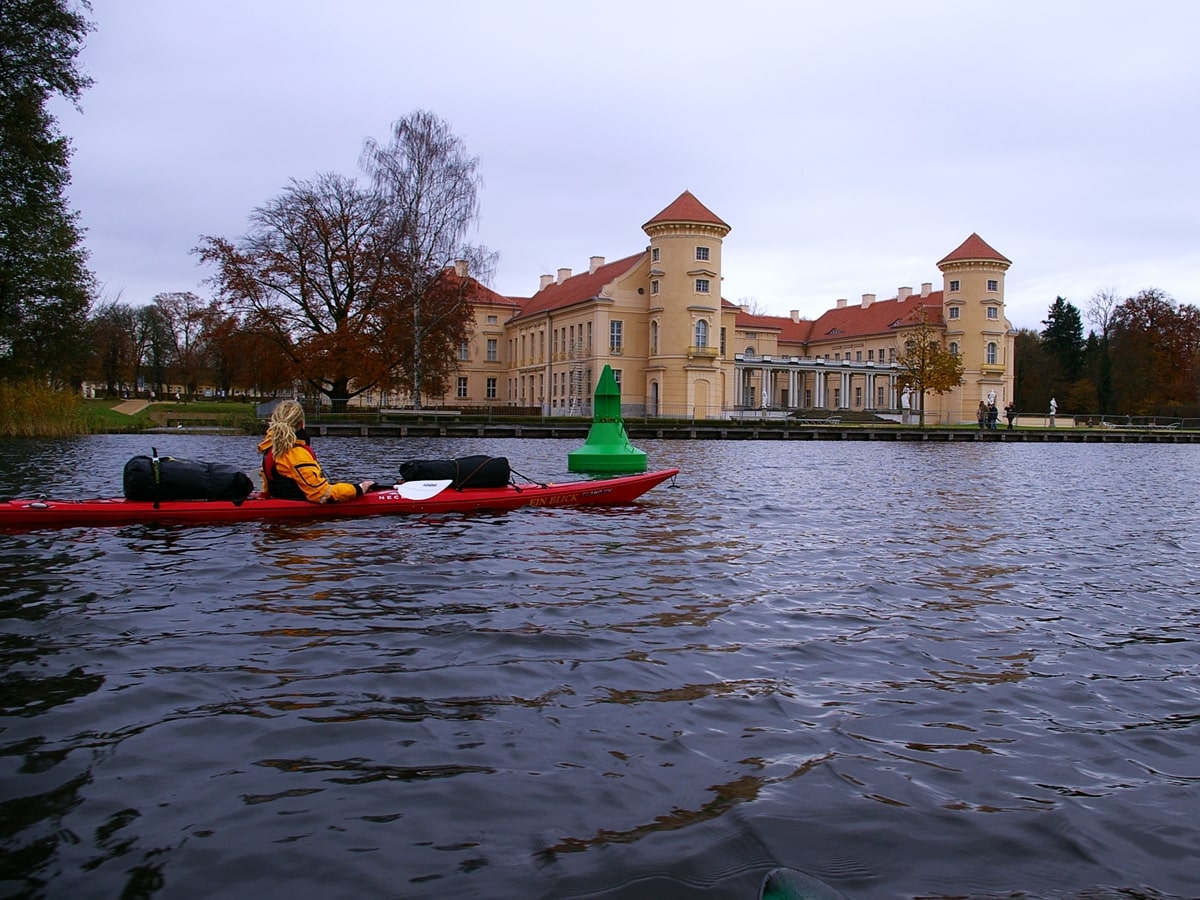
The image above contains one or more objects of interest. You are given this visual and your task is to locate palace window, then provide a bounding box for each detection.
[609,320,623,353]
[986,342,998,364]
[487,315,498,324]
[949,279,960,292]
[695,246,709,261]
[855,387,862,407]
[459,341,470,361]
[949,341,959,356]
[987,279,999,292]
[652,247,660,262]
[487,338,498,361]
[651,279,659,295]
[987,307,999,319]
[651,321,659,355]
[720,327,727,356]
[948,307,960,319]
[695,278,710,294]
[457,377,468,399]
[694,319,709,348]
[486,377,497,399]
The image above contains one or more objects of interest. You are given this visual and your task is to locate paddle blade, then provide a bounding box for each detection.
[395,479,453,500]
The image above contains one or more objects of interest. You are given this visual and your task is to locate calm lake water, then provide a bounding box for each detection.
[1,435,1199,899]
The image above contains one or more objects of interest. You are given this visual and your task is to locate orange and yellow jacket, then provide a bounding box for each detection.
[257,436,362,503]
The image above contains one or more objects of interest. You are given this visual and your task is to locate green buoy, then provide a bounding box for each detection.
[568,364,647,474]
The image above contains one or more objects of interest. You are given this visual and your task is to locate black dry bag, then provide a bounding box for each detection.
[397,455,510,489]
[123,454,254,503]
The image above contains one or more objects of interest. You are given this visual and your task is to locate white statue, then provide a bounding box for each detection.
[900,386,911,410]
[986,390,996,406]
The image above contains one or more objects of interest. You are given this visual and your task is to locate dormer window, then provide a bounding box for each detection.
[695,246,709,261]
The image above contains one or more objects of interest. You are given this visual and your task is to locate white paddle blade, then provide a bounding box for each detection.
[394,479,453,500]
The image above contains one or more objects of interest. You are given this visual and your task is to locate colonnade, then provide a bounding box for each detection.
[733,356,905,411]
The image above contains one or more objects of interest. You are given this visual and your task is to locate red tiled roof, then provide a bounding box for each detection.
[642,191,730,231]
[441,270,521,309]
[808,293,945,339]
[736,292,945,347]
[510,253,646,320]
[937,233,1010,266]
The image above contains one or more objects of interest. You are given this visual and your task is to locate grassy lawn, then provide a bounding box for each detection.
[80,399,259,433]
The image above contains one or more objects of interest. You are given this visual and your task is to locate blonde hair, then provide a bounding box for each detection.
[266,399,305,456]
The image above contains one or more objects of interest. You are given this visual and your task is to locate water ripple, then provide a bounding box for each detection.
[2,437,1200,897]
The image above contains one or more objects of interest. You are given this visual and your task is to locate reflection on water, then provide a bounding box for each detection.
[2,436,1200,898]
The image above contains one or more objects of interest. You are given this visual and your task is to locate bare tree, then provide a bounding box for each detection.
[152,291,212,398]
[86,297,138,396]
[361,110,495,408]
[1086,288,1120,340]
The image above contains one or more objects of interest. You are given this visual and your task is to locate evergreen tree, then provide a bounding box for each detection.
[0,0,95,384]
[1012,328,1051,412]
[1041,296,1084,382]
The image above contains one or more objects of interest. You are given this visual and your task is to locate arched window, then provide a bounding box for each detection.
[949,341,959,356]
[694,319,709,348]
[986,342,998,364]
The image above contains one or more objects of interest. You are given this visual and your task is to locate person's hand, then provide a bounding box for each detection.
[359,480,377,494]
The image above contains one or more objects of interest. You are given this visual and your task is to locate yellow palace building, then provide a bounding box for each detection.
[455,191,1015,424]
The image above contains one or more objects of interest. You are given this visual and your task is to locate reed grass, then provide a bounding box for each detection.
[0,382,94,437]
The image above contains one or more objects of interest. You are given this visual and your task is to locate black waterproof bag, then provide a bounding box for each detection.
[123,453,254,504]
[397,455,510,489]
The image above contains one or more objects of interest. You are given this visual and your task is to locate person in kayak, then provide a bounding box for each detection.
[258,400,374,502]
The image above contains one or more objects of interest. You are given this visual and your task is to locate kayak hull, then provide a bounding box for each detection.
[0,469,679,529]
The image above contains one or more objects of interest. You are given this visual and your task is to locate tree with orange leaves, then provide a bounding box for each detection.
[196,111,492,409]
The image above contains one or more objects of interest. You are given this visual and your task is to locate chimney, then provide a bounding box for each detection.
[589,256,605,274]
[836,298,848,308]
[790,310,800,322]
[897,287,911,301]
[539,274,554,291]
[921,282,932,297]
[861,293,875,308]
[454,259,468,277]
[557,267,572,284]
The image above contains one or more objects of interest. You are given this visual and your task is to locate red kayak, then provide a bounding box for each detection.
[0,468,679,529]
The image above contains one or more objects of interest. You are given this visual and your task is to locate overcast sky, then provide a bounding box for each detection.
[54,0,1199,331]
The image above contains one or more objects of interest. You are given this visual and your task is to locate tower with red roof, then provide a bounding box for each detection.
[937,233,1014,422]
[641,191,731,417]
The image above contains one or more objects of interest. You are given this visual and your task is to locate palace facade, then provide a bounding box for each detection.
[455,192,1015,424]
